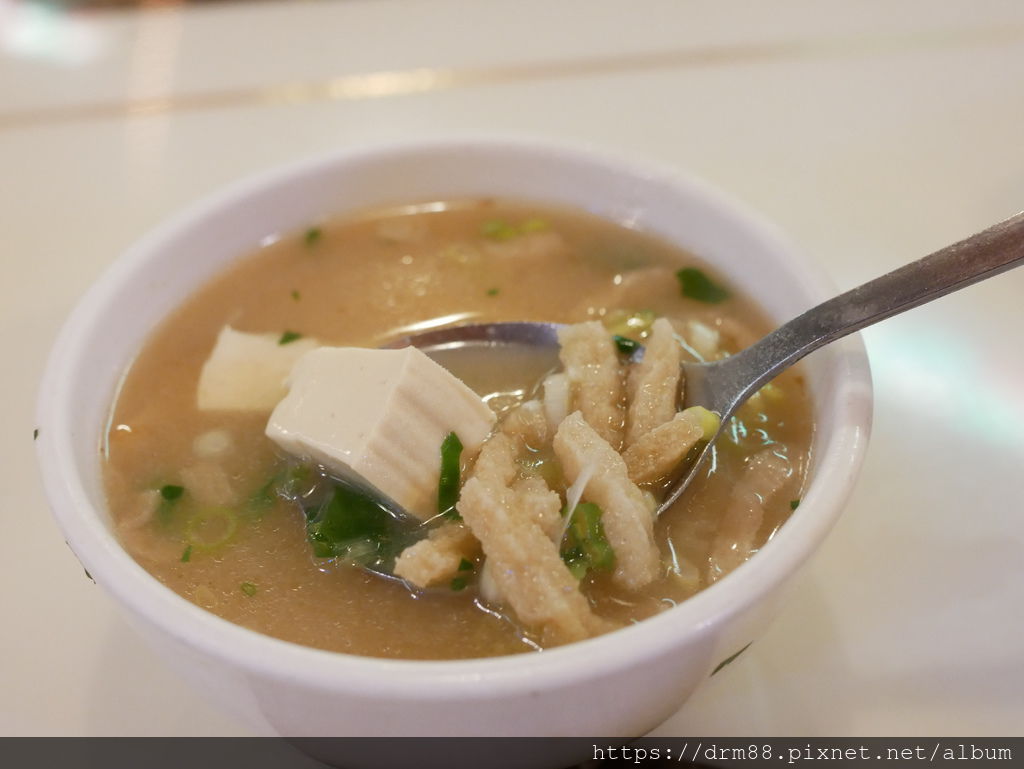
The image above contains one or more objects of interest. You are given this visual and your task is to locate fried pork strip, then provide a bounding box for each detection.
[499,398,548,448]
[513,475,562,541]
[708,449,790,581]
[553,411,661,591]
[395,400,552,590]
[457,432,610,644]
[393,523,480,588]
[558,322,625,449]
[625,318,682,446]
[623,410,706,485]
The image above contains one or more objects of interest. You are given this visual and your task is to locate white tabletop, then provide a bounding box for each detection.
[4,0,1023,737]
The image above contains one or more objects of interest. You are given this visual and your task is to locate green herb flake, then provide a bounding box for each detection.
[486,287,500,297]
[676,267,730,304]
[240,581,258,597]
[458,558,474,572]
[602,309,656,337]
[450,576,468,591]
[278,330,302,346]
[438,432,464,520]
[180,545,193,563]
[291,289,301,301]
[790,499,801,510]
[157,484,185,526]
[560,502,616,579]
[33,428,39,440]
[160,484,185,502]
[711,642,753,676]
[304,226,322,246]
[612,334,642,356]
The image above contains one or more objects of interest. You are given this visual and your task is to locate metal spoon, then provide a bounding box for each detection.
[389,210,1024,515]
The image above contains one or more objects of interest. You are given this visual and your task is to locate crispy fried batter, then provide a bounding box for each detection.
[499,399,548,449]
[558,322,625,449]
[470,432,519,487]
[513,475,563,541]
[457,473,610,645]
[709,449,791,581]
[625,318,683,446]
[623,410,705,485]
[553,411,660,591]
[393,523,480,588]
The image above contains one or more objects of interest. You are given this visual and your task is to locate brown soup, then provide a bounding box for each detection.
[103,199,812,659]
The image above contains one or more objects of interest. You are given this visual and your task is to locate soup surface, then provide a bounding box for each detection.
[103,199,812,659]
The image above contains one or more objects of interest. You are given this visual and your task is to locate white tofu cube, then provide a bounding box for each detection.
[265,346,496,519]
[197,326,320,411]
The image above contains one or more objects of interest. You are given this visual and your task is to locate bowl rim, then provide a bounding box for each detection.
[35,135,872,700]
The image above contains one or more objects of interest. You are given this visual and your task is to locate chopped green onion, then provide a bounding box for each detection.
[240,581,258,597]
[278,330,302,346]
[481,217,548,241]
[186,507,238,550]
[458,558,474,572]
[560,502,615,579]
[438,432,464,520]
[304,483,419,573]
[682,406,721,440]
[160,484,184,501]
[602,309,656,337]
[480,219,518,241]
[676,267,730,303]
[157,483,186,526]
[304,226,322,246]
[612,334,642,355]
[790,499,801,510]
[486,287,500,297]
[450,576,468,591]
[180,545,193,563]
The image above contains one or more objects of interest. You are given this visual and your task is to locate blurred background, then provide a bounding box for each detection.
[2,0,1022,738]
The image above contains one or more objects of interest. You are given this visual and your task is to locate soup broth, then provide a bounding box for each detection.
[104,199,812,659]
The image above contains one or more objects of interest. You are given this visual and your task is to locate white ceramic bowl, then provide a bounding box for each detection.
[36,138,871,746]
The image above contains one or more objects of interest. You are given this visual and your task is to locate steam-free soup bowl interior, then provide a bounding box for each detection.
[36,139,871,742]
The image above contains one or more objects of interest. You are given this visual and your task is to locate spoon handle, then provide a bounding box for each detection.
[705,210,1024,410]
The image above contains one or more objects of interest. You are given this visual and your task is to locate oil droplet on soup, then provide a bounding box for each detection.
[103,199,812,660]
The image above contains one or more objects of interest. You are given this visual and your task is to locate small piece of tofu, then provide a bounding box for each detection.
[266,346,496,519]
[197,326,320,411]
